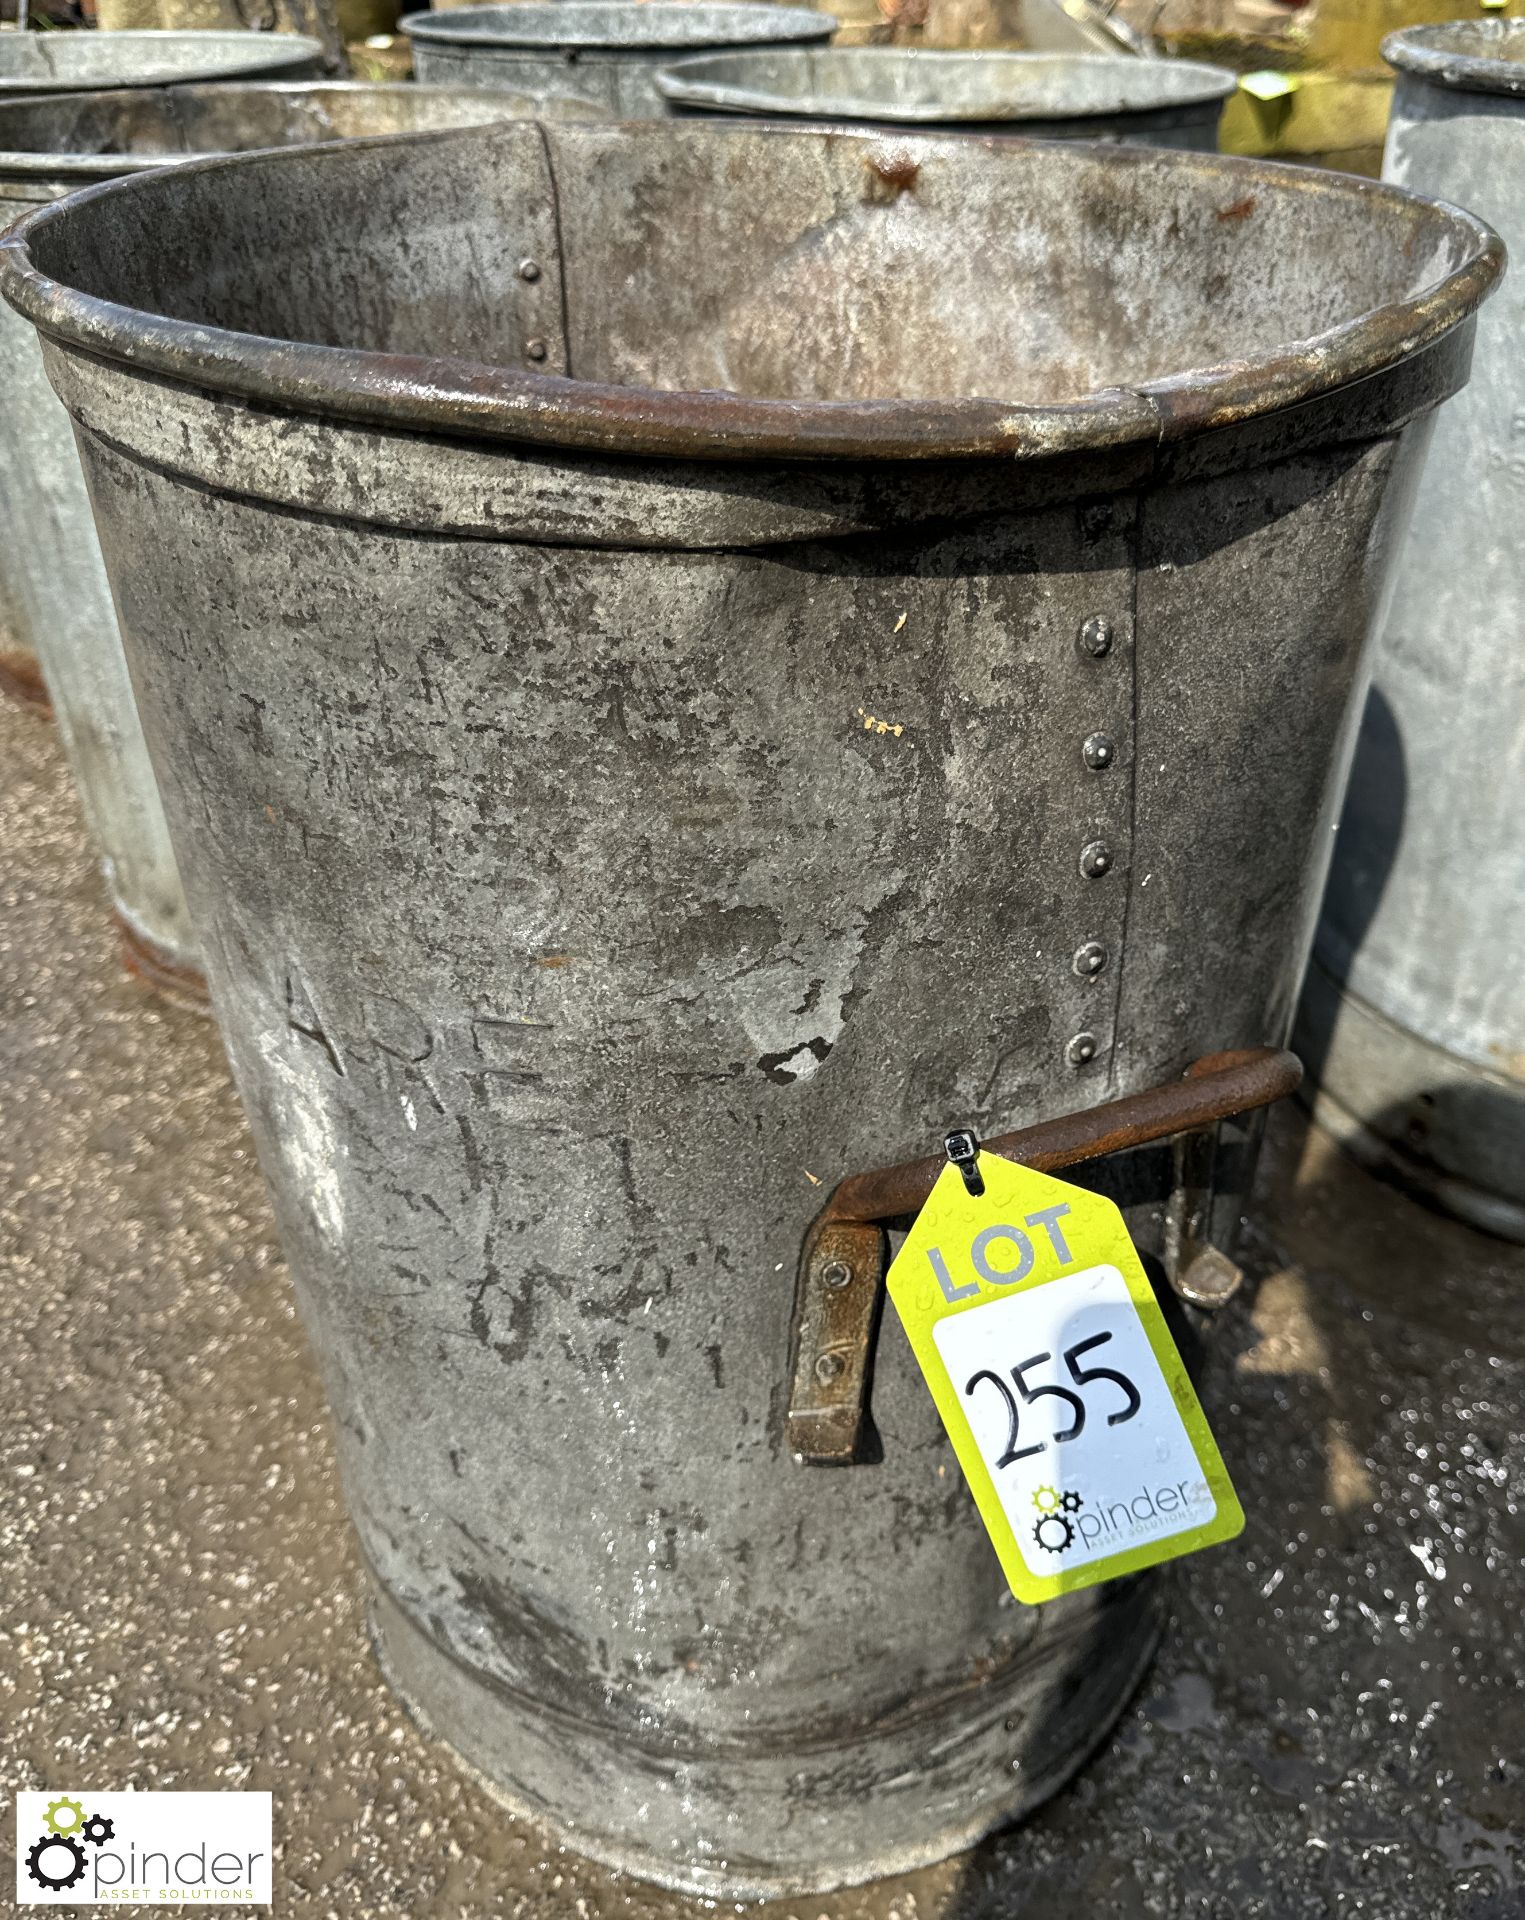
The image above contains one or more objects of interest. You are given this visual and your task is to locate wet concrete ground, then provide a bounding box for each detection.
[2,694,1521,1919]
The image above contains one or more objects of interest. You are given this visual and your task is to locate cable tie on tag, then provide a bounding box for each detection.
[943,1129,984,1198]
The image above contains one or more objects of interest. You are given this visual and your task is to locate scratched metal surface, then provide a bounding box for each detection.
[0,83,597,989]
[2,698,1522,1916]
[1299,22,1525,1240]
[0,121,1500,1892]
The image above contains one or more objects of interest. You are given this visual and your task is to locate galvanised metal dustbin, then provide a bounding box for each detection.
[0,122,1497,1891]
[0,564,42,713]
[0,80,580,1000]
[0,29,324,98]
[657,47,1238,148]
[403,2,837,116]
[0,30,324,966]
[1297,20,1525,1242]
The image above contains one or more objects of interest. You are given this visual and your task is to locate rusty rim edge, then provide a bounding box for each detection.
[0,130,1503,464]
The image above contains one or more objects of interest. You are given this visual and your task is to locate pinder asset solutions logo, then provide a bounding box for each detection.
[15,1793,272,1906]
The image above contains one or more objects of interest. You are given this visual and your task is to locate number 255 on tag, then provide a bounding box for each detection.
[887,1151,1242,1604]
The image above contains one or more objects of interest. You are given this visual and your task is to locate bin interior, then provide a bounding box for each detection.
[20,118,1480,412]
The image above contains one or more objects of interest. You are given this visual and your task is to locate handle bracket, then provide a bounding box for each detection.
[787,1047,1301,1465]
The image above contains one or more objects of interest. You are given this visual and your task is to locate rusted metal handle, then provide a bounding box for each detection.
[787,1047,1301,1465]
[822,1047,1300,1226]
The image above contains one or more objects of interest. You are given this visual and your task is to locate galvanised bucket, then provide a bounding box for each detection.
[402,2,837,115]
[0,31,324,983]
[0,29,324,98]
[0,122,1497,1891]
[92,0,348,75]
[657,47,1238,147]
[0,80,576,998]
[1297,20,1525,1242]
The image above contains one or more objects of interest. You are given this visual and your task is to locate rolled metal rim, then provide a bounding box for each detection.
[0,126,1502,463]
[0,81,575,181]
[0,30,326,94]
[1383,20,1525,98]
[400,3,838,52]
[656,48,1238,121]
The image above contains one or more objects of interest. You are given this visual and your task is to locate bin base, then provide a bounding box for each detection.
[0,644,51,718]
[366,1572,1163,1899]
[116,912,211,1016]
[1296,958,1525,1245]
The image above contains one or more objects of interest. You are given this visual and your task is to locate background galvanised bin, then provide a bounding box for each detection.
[402,2,837,115]
[0,80,580,1002]
[0,122,1497,1892]
[657,46,1238,147]
[91,0,350,75]
[1297,20,1525,1243]
[0,29,325,99]
[0,37,323,719]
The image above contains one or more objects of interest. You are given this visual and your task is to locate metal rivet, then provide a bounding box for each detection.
[1077,615,1113,659]
[525,338,549,363]
[1073,940,1108,977]
[820,1260,852,1290]
[1082,732,1115,771]
[814,1351,846,1384]
[1079,841,1113,879]
[518,258,542,283]
[1067,1032,1098,1066]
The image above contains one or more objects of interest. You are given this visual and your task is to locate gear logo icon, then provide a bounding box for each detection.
[25,1795,117,1896]
[1030,1489,1085,1555]
[43,1797,85,1838]
[26,1832,88,1891]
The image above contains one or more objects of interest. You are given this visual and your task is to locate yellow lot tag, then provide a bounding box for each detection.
[888,1150,1243,1604]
